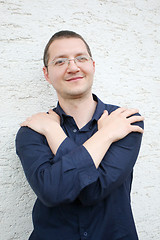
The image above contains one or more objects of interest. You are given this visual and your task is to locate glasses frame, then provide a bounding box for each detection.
[47,55,93,67]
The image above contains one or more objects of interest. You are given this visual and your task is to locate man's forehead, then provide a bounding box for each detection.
[48,38,88,56]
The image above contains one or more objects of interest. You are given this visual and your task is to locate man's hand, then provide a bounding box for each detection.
[98,108,144,143]
[21,109,60,136]
[83,107,144,168]
[21,110,67,154]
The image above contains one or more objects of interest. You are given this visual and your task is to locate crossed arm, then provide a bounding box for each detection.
[16,107,144,207]
[20,107,144,168]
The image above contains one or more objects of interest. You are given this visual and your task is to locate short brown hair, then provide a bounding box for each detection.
[43,30,92,67]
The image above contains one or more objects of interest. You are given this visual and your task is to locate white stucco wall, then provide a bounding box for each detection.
[0,0,160,239]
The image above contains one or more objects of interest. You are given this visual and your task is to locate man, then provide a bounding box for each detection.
[16,30,144,240]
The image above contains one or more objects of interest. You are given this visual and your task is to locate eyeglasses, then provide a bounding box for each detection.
[47,55,92,67]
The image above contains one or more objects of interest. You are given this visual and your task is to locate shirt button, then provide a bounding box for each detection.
[73,129,77,133]
[84,232,88,237]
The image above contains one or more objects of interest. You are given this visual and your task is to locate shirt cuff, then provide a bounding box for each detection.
[53,137,78,162]
[62,145,99,188]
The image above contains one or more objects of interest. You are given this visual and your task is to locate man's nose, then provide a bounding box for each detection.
[67,59,80,72]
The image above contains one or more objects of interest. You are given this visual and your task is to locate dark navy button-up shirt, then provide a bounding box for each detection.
[16,94,143,240]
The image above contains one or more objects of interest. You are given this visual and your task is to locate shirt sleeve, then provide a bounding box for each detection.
[15,127,98,207]
[78,119,144,206]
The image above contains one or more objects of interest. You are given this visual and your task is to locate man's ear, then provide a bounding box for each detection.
[43,66,51,84]
[93,60,95,72]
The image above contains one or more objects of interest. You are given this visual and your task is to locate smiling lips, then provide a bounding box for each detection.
[66,76,84,81]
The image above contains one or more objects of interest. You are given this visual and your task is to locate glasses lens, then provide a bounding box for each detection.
[54,58,67,66]
[76,55,89,63]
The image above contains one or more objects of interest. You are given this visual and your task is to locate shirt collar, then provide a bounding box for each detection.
[91,94,106,121]
[53,94,106,125]
[53,102,68,125]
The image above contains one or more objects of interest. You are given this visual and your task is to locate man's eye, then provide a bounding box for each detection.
[54,59,66,66]
[76,56,88,62]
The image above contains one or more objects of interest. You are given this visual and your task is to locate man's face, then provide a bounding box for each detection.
[43,38,95,101]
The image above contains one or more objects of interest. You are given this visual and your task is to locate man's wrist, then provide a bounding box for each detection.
[98,128,114,145]
[45,123,67,155]
[43,122,61,136]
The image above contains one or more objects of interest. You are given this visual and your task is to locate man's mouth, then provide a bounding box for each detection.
[66,76,84,81]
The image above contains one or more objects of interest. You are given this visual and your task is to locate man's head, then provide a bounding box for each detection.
[43,30,92,68]
[43,30,95,101]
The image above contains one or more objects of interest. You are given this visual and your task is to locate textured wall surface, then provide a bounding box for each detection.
[0,0,160,239]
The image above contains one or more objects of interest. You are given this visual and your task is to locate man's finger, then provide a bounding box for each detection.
[121,108,139,118]
[130,125,144,134]
[128,115,144,124]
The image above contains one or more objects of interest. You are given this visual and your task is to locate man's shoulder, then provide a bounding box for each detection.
[104,103,120,114]
[16,126,45,150]
[104,103,144,129]
[16,126,42,137]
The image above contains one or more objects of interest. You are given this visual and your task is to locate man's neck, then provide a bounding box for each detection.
[58,93,97,129]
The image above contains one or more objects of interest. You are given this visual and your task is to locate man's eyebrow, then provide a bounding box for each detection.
[52,55,68,60]
[52,52,88,60]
